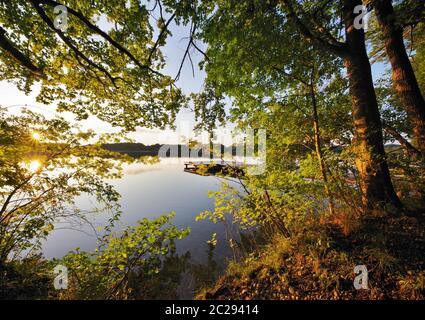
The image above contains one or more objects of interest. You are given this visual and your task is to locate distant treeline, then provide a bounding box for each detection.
[102,143,402,158]
[102,143,239,158]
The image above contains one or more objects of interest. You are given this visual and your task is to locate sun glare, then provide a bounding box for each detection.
[32,132,41,140]
[28,160,41,173]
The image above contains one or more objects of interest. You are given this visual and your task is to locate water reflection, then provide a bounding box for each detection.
[127,241,221,299]
[42,157,241,298]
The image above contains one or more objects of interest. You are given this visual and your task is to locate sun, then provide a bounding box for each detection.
[28,160,41,172]
[32,132,41,140]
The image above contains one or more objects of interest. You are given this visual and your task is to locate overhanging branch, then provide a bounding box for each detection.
[29,0,119,87]
[280,0,349,57]
[0,26,43,77]
[35,0,163,78]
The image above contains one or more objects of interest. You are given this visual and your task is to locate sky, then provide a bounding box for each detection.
[0,4,389,145]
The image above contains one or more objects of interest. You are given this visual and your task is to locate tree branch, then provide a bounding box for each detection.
[34,0,164,78]
[0,26,44,77]
[147,12,176,66]
[29,0,120,87]
[175,21,199,81]
[383,122,422,158]
[280,0,349,57]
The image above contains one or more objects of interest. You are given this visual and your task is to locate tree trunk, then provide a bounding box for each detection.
[374,0,425,158]
[309,83,335,215]
[343,0,401,209]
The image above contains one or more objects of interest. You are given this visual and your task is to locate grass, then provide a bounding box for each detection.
[196,208,425,300]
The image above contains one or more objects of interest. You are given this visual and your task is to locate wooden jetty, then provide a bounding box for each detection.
[184,161,245,177]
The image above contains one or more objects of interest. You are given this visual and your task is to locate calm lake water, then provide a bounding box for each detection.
[41,158,240,298]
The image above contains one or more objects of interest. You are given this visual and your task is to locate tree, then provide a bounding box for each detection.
[278,0,401,209]
[0,0,186,130]
[57,213,190,300]
[0,107,134,263]
[191,83,226,159]
[180,0,400,209]
[374,0,425,158]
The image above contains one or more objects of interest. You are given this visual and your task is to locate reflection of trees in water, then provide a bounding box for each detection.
[126,225,266,299]
[188,242,219,292]
[127,246,191,300]
[185,229,262,298]
[127,241,222,299]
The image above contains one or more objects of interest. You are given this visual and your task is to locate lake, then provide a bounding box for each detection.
[41,157,241,298]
